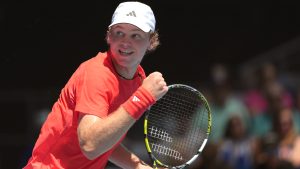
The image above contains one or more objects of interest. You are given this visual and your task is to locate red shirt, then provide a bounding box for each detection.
[24,51,145,169]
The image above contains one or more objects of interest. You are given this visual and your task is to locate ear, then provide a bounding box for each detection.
[106,34,111,45]
[147,41,152,51]
[105,30,111,45]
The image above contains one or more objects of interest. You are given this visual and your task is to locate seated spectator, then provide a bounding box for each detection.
[257,107,300,169]
[209,63,250,144]
[292,87,300,134]
[216,115,259,169]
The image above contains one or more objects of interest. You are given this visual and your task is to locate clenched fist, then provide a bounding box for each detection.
[141,72,168,101]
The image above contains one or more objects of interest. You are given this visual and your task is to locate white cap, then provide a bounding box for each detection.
[109,1,156,32]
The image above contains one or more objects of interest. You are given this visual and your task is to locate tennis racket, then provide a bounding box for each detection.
[144,84,212,169]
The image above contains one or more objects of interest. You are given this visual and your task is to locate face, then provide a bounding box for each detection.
[279,108,293,135]
[229,116,245,139]
[107,23,151,70]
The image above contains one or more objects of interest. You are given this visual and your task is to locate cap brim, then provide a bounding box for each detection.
[109,21,151,33]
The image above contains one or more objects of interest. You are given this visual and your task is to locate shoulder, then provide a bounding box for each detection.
[68,52,117,92]
[77,52,115,79]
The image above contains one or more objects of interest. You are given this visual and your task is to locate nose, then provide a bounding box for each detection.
[120,36,132,48]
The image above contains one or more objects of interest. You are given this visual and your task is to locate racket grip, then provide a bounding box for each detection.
[122,86,156,120]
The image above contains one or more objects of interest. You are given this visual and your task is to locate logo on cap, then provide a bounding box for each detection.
[126,11,136,17]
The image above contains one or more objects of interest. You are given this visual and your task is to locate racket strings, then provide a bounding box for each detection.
[147,88,209,166]
[186,105,209,150]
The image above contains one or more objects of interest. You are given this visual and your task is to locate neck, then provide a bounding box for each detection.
[115,69,134,80]
[110,57,137,80]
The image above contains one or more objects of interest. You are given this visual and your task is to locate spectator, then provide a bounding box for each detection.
[217,115,259,169]
[208,63,250,143]
[257,107,300,169]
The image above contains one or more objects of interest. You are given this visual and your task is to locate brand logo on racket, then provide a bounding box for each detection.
[132,96,140,102]
[151,143,183,161]
[149,126,173,142]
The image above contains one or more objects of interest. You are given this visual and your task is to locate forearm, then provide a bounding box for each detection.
[291,137,300,167]
[109,143,151,169]
[78,107,136,159]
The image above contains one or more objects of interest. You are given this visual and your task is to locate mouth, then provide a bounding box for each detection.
[119,49,134,56]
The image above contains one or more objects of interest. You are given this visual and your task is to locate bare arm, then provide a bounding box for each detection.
[291,136,300,167]
[77,72,168,160]
[109,143,152,169]
[78,107,135,160]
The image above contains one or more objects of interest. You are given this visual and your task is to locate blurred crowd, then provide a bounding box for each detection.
[192,62,300,169]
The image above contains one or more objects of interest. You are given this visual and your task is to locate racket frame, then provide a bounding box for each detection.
[143,84,212,169]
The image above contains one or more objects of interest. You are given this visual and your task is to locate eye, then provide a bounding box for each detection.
[110,29,124,38]
[115,31,124,37]
[131,33,143,40]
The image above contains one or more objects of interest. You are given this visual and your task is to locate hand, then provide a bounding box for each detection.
[136,163,153,169]
[135,162,167,169]
[142,72,168,101]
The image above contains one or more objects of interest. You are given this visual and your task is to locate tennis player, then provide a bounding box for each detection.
[23,1,168,168]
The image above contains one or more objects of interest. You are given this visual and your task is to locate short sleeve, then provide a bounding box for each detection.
[75,64,111,118]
